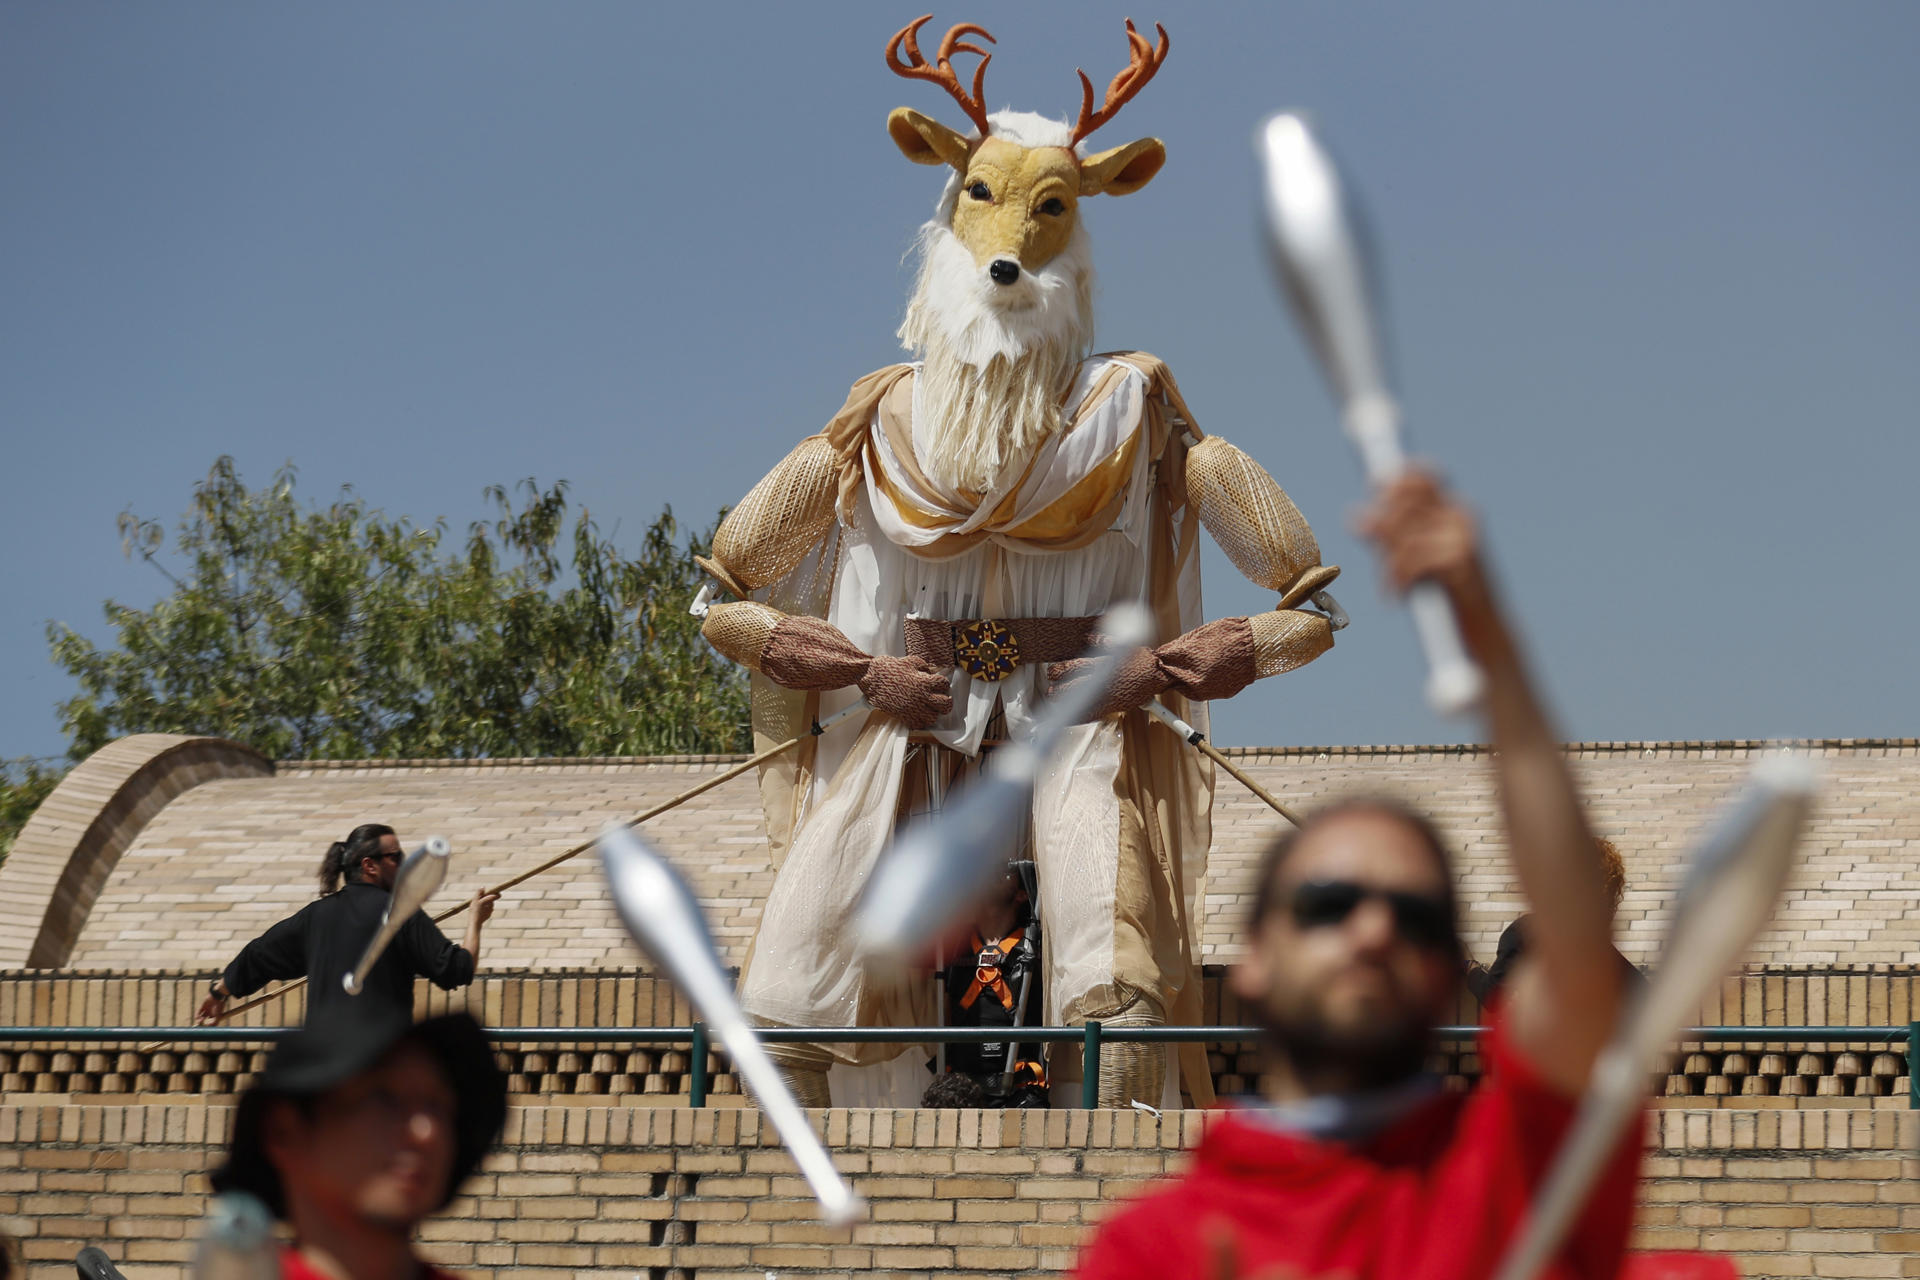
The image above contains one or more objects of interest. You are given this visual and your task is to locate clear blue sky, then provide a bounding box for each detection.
[3,2,1915,760]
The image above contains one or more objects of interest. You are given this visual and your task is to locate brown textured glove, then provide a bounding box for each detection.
[761,615,954,728]
[1048,615,1259,721]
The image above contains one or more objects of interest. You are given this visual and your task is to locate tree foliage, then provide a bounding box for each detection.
[0,758,63,860]
[48,458,749,762]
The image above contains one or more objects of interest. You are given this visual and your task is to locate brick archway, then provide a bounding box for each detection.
[0,734,272,969]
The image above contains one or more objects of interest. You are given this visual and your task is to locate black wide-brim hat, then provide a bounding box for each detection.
[210,1006,508,1218]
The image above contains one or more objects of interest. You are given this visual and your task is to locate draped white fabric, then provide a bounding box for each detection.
[864,360,1148,549]
[739,357,1203,1082]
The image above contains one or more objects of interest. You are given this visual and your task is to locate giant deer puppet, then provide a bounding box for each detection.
[694,16,1343,1107]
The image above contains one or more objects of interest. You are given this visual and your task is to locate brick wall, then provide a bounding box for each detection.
[2,1103,1914,1280]
[47,739,1920,975]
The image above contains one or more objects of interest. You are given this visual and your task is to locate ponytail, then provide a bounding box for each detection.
[316,822,397,895]
[316,842,349,895]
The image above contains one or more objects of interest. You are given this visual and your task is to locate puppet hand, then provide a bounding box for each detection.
[857,655,954,728]
[1047,645,1163,720]
[761,615,953,725]
[1049,616,1259,720]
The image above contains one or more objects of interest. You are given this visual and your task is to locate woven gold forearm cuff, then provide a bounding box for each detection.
[701,601,783,672]
[1249,608,1334,679]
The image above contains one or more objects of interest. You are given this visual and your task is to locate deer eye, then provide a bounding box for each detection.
[1040,197,1066,216]
[967,181,992,202]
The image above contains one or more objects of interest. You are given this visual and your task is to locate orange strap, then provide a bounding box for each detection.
[958,929,1024,1011]
[1013,1059,1048,1088]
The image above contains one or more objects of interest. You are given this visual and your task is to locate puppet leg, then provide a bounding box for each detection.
[1031,719,1179,1106]
[1095,990,1168,1108]
[741,717,920,1105]
[771,1059,833,1110]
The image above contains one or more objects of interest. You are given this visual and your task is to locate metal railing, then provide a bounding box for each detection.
[2,1023,1913,1110]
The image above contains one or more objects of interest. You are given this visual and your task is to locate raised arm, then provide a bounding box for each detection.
[1359,470,1619,1094]
[461,891,498,968]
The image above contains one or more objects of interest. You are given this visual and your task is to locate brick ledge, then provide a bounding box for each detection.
[1,1099,1912,1154]
[270,737,1920,773]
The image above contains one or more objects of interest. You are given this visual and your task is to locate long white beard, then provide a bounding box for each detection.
[899,223,1096,495]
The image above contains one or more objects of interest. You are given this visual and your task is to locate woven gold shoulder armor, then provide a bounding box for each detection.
[707,434,842,595]
[1184,435,1338,608]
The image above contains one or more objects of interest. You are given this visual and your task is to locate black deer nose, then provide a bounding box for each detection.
[989,259,1021,285]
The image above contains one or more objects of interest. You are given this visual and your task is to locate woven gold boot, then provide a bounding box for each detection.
[773,1063,832,1108]
[1096,992,1167,1109]
[762,1041,834,1108]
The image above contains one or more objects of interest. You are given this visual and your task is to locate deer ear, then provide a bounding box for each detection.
[1079,137,1166,197]
[889,107,974,170]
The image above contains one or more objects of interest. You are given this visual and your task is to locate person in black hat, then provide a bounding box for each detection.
[211,1003,508,1280]
[198,823,501,1027]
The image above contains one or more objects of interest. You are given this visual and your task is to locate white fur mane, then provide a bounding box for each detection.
[899,111,1097,494]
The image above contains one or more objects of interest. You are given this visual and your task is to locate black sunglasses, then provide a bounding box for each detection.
[1286,879,1455,951]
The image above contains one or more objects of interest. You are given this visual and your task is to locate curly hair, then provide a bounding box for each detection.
[921,1072,988,1108]
[1594,837,1627,913]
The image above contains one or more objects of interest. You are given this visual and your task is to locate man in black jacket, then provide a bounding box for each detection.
[197,823,499,1026]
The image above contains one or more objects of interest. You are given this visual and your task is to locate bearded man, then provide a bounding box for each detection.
[1072,472,1737,1280]
[694,18,1342,1107]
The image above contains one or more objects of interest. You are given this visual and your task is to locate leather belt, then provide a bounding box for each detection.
[902,615,1101,683]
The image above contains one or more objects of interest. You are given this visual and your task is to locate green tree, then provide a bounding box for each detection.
[0,758,63,860]
[47,458,749,762]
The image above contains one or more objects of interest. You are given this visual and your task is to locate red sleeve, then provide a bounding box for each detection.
[1074,1190,1195,1280]
[1392,1014,1643,1280]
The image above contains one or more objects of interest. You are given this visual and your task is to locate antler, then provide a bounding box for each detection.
[1069,19,1170,146]
[886,14,997,138]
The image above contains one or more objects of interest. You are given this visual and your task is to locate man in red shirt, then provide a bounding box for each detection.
[209,1004,507,1279]
[1075,472,1730,1280]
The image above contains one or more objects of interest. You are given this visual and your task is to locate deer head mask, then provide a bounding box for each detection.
[887,15,1168,283]
[887,15,1170,494]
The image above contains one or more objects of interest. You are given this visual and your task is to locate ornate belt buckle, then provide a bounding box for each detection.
[953,619,1020,682]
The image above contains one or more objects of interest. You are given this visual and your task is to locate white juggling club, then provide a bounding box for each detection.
[342,836,450,996]
[598,825,861,1225]
[1491,754,1817,1280]
[1257,111,1484,715]
[190,1191,277,1280]
[852,602,1154,969]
